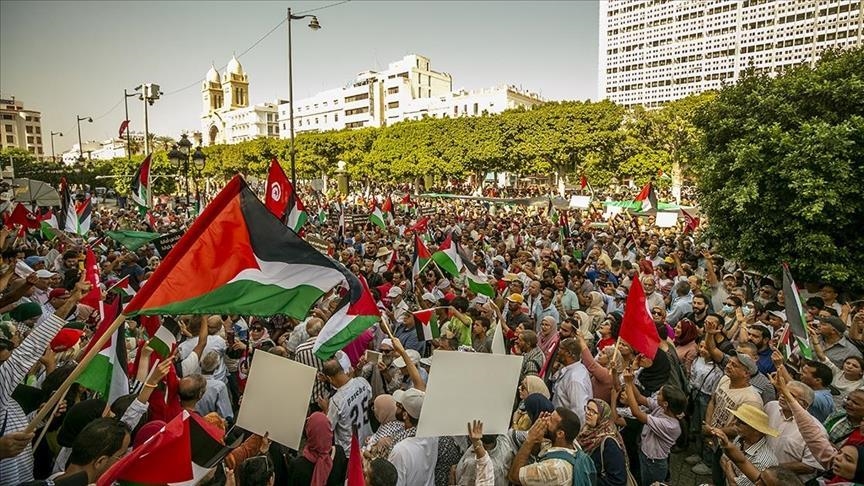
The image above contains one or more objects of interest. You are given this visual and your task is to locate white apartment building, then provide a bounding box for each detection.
[61,139,120,164]
[278,54,454,135]
[0,97,44,156]
[201,56,279,145]
[599,0,863,107]
[395,85,544,122]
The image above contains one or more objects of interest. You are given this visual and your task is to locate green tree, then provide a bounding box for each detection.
[693,46,864,290]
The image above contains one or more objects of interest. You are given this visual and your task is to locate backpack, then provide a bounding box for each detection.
[542,449,598,486]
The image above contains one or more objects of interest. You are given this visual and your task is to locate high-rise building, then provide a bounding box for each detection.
[598,0,863,107]
[0,97,44,156]
[201,56,279,145]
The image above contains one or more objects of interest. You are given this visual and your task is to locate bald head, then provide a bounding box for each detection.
[178,374,206,404]
[305,318,324,337]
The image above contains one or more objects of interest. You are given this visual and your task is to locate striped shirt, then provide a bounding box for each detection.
[294,337,330,402]
[731,436,778,486]
[1,313,68,485]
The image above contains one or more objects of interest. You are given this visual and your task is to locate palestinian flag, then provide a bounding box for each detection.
[76,297,128,404]
[560,210,571,238]
[431,233,463,277]
[58,177,79,235]
[122,175,348,319]
[105,229,161,251]
[317,207,328,225]
[39,210,59,240]
[413,308,441,341]
[547,199,559,225]
[382,195,395,225]
[97,410,232,486]
[635,181,658,213]
[370,202,386,231]
[73,195,92,236]
[130,154,152,209]
[146,316,180,358]
[408,215,430,234]
[107,275,137,298]
[411,234,432,280]
[347,430,365,486]
[782,263,813,359]
[286,192,308,233]
[313,273,380,360]
[465,270,495,298]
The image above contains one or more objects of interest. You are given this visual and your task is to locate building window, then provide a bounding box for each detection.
[335,114,339,122]
[315,117,319,124]
[27,136,33,143]
[473,103,479,115]
[345,121,366,128]
[388,101,399,109]
[36,137,41,144]
[1,114,12,120]
[4,124,11,132]
[26,126,32,134]
[6,135,13,143]
[344,93,369,103]
[345,107,369,116]
[387,86,399,95]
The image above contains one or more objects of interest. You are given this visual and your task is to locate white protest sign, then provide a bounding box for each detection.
[603,204,623,219]
[569,195,591,209]
[415,351,522,438]
[655,211,679,228]
[235,351,316,450]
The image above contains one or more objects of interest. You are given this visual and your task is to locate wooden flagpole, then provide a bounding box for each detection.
[25,313,128,434]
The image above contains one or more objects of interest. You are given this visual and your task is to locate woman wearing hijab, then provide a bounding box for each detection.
[537,316,560,360]
[578,399,629,486]
[512,390,554,431]
[285,412,348,486]
[364,394,410,459]
[511,375,550,430]
[587,291,607,328]
[673,319,699,377]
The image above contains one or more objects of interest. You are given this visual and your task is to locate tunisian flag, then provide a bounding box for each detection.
[264,158,291,219]
[619,276,660,360]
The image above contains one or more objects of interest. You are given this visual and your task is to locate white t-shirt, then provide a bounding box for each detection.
[389,436,439,486]
[178,334,227,381]
[328,377,373,455]
[709,376,763,428]
[764,401,823,481]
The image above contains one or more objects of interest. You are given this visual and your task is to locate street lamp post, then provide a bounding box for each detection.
[135,83,161,155]
[123,89,138,160]
[287,7,321,189]
[75,115,92,162]
[168,134,205,209]
[49,131,63,163]
[192,146,206,209]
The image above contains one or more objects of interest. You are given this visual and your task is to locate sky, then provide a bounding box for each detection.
[0,0,599,153]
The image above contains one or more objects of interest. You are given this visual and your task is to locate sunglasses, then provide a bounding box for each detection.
[250,326,265,332]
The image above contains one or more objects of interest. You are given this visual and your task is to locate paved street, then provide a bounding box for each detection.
[669,446,702,486]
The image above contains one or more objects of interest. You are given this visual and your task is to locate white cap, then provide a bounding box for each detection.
[393,349,421,368]
[421,292,438,304]
[35,269,57,278]
[387,286,402,298]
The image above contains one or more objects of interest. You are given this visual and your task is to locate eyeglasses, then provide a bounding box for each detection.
[250,327,264,332]
[651,310,663,315]
[584,407,599,415]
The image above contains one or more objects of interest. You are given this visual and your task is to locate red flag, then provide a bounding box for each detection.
[382,196,394,214]
[408,216,430,233]
[118,119,130,138]
[580,174,588,190]
[386,249,399,271]
[400,193,413,206]
[264,158,291,220]
[619,277,660,360]
[79,248,102,309]
[681,208,700,233]
[346,430,365,486]
[6,203,40,230]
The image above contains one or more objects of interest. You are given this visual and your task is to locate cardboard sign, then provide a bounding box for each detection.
[655,211,679,228]
[569,195,591,209]
[235,351,317,450]
[153,230,185,258]
[415,351,522,438]
[305,234,330,254]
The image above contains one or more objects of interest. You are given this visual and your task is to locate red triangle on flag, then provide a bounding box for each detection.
[79,248,102,309]
[347,430,366,486]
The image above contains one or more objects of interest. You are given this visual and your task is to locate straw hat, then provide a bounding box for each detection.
[728,404,778,437]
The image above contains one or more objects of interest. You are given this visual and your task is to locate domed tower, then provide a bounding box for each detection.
[202,64,223,114]
[222,56,249,110]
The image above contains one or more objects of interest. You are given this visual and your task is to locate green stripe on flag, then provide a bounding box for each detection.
[431,251,460,277]
[76,354,112,398]
[148,326,176,356]
[314,315,379,360]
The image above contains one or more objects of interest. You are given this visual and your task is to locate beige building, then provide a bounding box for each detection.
[201,56,279,145]
[0,97,44,156]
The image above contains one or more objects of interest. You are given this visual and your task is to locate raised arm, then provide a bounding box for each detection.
[391,337,425,391]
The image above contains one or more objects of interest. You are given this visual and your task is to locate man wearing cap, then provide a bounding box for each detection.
[696,350,763,478]
[388,388,437,486]
[374,247,391,275]
[393,310,425,356]
[504,293,531,334]
[817,316,862,369]
[393,349,428,389]
[388,286,409,325]
[710,403,779,486]
[28,268,56,305]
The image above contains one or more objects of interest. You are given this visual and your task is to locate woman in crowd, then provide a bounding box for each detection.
[285,412,348,485]
[578,398,629,486]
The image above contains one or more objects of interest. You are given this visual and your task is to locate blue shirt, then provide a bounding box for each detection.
[756,347,776,375]
[394,323,426,355]
[808,389,835,422]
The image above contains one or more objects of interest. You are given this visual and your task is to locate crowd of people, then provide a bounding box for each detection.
[0,180,862,486]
